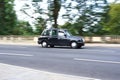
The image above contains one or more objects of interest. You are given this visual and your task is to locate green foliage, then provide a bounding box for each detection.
[61,0,109,36]
[15,20,34,35]
[34,17,46,35]
[0,0,35,35]
[103,3,120,35]
[0,0,17,35]
[60,22,83,36]
[60,22,74,34]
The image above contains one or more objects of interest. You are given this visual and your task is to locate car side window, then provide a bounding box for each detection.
[42,30,50,36]
[58,31,65,38]
[51,30,58,37]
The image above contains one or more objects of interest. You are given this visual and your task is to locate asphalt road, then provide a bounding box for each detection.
[0,44,120,80]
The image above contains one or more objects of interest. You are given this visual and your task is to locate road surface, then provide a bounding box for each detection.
[0,44,120,80]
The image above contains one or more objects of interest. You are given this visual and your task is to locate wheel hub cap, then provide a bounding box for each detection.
[71,42,77,47]
[42,42,47,47]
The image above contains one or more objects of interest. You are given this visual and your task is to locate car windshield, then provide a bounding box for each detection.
[65,30,72,37]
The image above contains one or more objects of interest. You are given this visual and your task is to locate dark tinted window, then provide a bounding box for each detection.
[41,30,50,36]
[51,30,58,37]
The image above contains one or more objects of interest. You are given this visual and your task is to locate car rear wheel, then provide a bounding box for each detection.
[41,41,48,48]
[71,42,78,49]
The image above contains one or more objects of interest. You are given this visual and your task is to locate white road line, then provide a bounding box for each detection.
[74,58,120,64]
[81,50,116,53]
[0,53,33,57]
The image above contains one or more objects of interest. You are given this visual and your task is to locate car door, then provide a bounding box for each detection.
[48,29,58,45]
[58,31,70,46]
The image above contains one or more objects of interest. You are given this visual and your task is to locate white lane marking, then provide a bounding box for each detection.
[74,58,120,64]
[81,49,116,53]
[0,53,33,57]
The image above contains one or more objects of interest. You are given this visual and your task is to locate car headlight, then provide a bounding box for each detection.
[78,38,85,42]
[78,39,83,42]
[78,40,81,42]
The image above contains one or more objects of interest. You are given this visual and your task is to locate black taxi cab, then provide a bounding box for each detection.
[38,28,85,48]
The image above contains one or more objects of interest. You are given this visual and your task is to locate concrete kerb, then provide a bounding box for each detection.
[0,40,37,46]
[0,40,120,47]
[0,63,101,80]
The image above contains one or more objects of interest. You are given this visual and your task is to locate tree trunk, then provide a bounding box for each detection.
[53,0,61,28]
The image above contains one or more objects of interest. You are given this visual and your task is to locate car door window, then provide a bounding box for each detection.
[51,30,58,37]
[41,30,50,36]
[58,31,65,38]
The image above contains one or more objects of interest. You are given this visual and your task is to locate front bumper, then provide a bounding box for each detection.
[77,42,85,46]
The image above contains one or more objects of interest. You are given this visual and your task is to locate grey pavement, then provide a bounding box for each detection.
[0,63,100,80]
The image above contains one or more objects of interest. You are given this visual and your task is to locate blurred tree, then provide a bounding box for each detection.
[21,0,62,28]
[60,22,76,35]
[103,3,120,35]
[61,0,107,33]
[21,0,109,35]
[0,0,17,35]
[15,20,34,35]
[61,0,109,36]
[34,17,46,34]
[47,0,61,28]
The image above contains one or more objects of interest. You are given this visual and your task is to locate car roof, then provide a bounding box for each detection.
[44,28,67,31]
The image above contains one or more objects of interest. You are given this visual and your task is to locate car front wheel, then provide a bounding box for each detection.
[71,42,78,49]
[78,45,82,48]
[41,41,48,48]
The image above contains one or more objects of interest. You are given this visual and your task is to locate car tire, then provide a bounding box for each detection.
[70,42,78,49]
[78,45,82,48]
[41,41,48,48]
[50,45,54,48]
